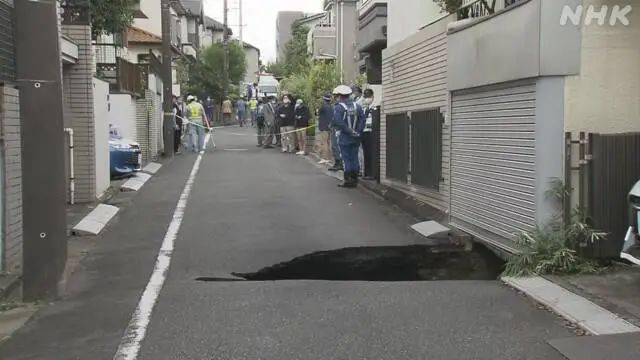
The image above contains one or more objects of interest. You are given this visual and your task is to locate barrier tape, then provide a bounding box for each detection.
[171,113,317,136]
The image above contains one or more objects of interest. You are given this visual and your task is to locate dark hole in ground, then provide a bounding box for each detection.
[218,244,505,282]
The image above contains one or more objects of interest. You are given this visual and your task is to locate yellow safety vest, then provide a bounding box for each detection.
[187,102,203,124]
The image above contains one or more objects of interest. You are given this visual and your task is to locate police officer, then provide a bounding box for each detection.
[331,85,366,188]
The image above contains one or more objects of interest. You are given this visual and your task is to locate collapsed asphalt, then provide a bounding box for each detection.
[0,127,571,359]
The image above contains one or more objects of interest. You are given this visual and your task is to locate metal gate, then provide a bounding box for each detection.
[588,132,640,257]
[371,106,381,181]
[385,113,409,183]
[411,109,443,190]
[450,80,537,246]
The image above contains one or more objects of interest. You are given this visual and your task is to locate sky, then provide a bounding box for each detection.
[203,0,324,63]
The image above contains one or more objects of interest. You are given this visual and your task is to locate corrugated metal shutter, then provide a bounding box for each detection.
[450,80,537,246]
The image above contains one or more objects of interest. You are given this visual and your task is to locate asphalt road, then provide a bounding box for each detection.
[0,127,571,359]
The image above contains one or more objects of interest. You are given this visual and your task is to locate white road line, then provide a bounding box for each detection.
[113,134,210,360]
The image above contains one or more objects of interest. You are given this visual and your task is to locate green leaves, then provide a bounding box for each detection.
[280,61,340,118]
[186,42,247,102]
[90,0,137,38]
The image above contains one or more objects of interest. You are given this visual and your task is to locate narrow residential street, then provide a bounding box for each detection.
[0,127,572,359]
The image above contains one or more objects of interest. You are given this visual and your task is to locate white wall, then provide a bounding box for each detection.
[108,94,137,141]
[244,47,260,84]
[122,45,161,64]
[387,0,442,47]
[93,78,110,198]
[564,0,640,134]
[134,0,161,37]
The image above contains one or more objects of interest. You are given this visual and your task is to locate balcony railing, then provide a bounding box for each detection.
[456,0,525,21]
[95,43,143,95]
[60,0,90,25]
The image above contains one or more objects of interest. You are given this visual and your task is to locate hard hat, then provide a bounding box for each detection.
[187,95,195,102]
[333,85,352,96]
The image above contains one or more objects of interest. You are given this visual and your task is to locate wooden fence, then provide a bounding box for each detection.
[587,132,640,258]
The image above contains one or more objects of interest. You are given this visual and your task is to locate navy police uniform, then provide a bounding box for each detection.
[331,100,366,187]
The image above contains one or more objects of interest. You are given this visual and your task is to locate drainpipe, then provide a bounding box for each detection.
[339,1,344,82]
[64,128,75,205]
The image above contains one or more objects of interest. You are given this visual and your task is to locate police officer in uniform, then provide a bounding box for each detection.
[331,85,366,188]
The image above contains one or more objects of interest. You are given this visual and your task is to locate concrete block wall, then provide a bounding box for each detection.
[1,85,23,274]
[136,92,152,163]
[61,24,96,203]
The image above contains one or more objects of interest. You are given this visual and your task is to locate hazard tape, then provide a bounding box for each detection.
[171,113,317,136]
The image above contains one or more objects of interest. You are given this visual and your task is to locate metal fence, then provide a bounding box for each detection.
[587,132,640,258]
[385,113,409,183]
[371,107,381,181]
[411,109,443,190]
[0,0,15,82]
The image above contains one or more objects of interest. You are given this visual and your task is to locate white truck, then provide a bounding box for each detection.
[257,74,279,100]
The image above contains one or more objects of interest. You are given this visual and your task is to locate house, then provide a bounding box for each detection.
[446,0,640,253]
[297,12,327,29]
[380,1,451,217]
[241,41,261,85]
[201,16,232,48]
[308,0,360,82]
[381,0,640,254]
[357,0,387,85]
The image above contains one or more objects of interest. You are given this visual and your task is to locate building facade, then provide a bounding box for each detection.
[276,11,304,61]
[381,0,640,253]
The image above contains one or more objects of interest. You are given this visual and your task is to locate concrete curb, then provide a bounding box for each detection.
[121,172,152,192]
[502,276,640,336]
[72,204,119,236]
[142,162,162,175]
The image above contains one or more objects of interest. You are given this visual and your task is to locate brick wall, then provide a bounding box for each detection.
[136,88,163,164]
[1,85,23,274]
[61,24,96,203]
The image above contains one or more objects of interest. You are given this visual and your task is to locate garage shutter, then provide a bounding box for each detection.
[450,80,537,246]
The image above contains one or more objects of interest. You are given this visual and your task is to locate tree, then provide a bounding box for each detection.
[187,42,247,103]
[264,62,287,80]
[280,61,340,117]
[89,0,137,38]
[282,22,311,77]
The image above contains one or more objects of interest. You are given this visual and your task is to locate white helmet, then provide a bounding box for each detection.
[333,85,352,96]
[187,95,195,102]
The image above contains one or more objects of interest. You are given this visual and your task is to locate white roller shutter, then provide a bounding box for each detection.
[450,80,537,248]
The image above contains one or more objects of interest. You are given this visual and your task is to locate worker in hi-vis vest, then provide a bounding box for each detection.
[186,95,209,153]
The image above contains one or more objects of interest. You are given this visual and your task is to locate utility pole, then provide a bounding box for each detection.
[161,0,174,157]
[223,0,230,98]
[238,0,243,46]
[15,0,68,300]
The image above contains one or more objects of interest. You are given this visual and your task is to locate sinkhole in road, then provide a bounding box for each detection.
[198,244,505,282]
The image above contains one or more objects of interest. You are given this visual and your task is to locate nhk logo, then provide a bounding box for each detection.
[561,5,633,26]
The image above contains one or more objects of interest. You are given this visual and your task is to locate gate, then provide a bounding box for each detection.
[587,132,640,258]
[371,106,381,181]
[411,109,443,190]
[385,113,409,183]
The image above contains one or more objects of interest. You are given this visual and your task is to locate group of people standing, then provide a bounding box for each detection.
[255,94,311,156]
[172,83,376,189]
[256,84,375,189]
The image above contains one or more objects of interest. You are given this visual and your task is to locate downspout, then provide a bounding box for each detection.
[339,0,344,82]
[64,128,75,205]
